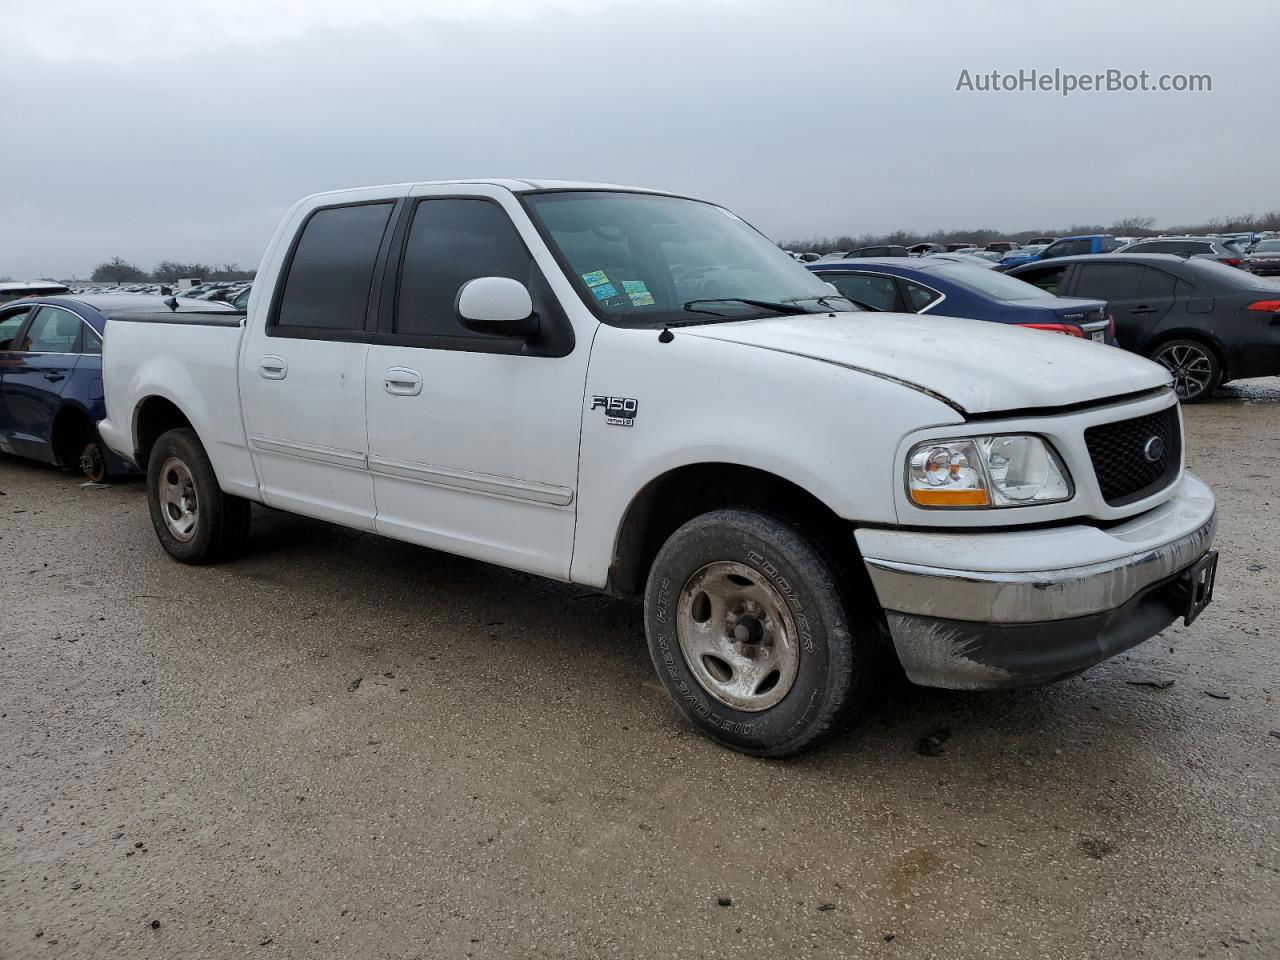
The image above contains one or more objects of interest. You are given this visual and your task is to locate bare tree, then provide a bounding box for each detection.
[90,257,147,283]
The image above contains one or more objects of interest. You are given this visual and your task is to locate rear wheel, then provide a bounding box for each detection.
[146,428,250,564]
[643,508,873,756]
[1150,339,1221,402]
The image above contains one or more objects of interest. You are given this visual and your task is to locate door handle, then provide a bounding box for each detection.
[258,355,288,380]
[384,367,423,396]
[43,371,65,382]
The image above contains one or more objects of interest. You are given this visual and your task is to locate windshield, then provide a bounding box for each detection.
[929,262,1051,301]
[1007,244,1046,258]
[522,191,853,326]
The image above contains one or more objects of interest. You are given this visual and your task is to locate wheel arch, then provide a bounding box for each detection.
[49,401,97,468]
[605,461,869,601]
[132,395,196,470]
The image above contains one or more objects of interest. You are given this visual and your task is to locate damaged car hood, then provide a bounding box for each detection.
[680,312,1172,414]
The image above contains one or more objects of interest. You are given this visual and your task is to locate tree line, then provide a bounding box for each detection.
[783,211,1280,254]
[89,258,255,283]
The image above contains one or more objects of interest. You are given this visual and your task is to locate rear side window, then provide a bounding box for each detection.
[1099,237,1123,252]
[24,306,82,353]
[824,273,899,311]
[276,202,394,332]
[1138,268,1178,297]
[395,199,533,339]
[902,280,941,311]
[1073,264,1145,300]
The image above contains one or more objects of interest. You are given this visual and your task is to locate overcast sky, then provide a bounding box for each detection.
[2,0,1276,279]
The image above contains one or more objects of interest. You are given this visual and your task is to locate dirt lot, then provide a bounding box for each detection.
[2,384,1278,960]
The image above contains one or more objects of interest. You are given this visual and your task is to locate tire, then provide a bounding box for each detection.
[643,508,872,756]
[1149,338,1221,403]
[146,427,251,564]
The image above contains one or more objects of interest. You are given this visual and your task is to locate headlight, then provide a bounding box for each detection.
[906,435,1072,509]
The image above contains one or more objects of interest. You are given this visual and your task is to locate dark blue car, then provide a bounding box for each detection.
[0,294,234,481]
[807,258,1117,344]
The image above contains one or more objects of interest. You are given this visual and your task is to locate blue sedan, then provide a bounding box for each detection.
[807,257,1117,344]
[0,294,234,481]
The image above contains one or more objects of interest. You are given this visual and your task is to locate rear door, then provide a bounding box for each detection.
[1069,262,1177,350]
[0,305,82,461]
[239,198,398,530]
[363,187,588,579]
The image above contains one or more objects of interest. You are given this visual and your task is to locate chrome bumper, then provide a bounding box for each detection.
[855,472,1217,689]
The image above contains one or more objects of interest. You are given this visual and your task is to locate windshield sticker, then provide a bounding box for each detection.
[591,282,620,301]
[582,270,610,287]
[623,280,655,306]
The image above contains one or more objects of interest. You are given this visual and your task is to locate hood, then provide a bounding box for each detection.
[680,312,1170,415]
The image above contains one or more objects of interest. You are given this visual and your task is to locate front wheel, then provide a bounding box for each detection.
[146,427,250,564]
[643,509,873,756]
[1150,339,1221,402]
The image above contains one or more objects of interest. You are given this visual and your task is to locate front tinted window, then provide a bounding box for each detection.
[524,191,850,326]
[823,273,898,311]
[24,306,82,352]
[0,307,33,347]
[395,198,535,338]
[1073,264,1146,300]
[1017,264,1068,295]
[276,202,393,331]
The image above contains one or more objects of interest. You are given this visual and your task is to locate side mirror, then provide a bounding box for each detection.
[456,276,538,338]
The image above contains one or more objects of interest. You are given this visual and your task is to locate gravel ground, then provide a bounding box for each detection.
[1,382,1278,959]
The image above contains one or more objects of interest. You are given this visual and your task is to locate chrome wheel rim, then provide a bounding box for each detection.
[158,456,198,541]
[676,561,801,712]
[1154,344,1214,399]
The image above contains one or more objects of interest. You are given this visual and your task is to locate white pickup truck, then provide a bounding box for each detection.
[100,179,1218,755]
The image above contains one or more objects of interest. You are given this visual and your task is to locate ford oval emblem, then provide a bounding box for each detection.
[1142,436,1165,462]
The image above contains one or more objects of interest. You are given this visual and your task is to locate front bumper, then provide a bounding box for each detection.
[855,472,1217,689]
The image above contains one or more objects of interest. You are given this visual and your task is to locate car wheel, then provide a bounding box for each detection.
[146,427,251,564]
[643,508,872,756]
[1150,339,1221,402]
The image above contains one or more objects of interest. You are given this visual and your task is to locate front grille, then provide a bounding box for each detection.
[1084,406,1181,506]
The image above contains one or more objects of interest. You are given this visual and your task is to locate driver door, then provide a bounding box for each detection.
[363,186,590,579]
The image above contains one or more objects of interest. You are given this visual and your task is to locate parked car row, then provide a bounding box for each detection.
[795,231,1280,278]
